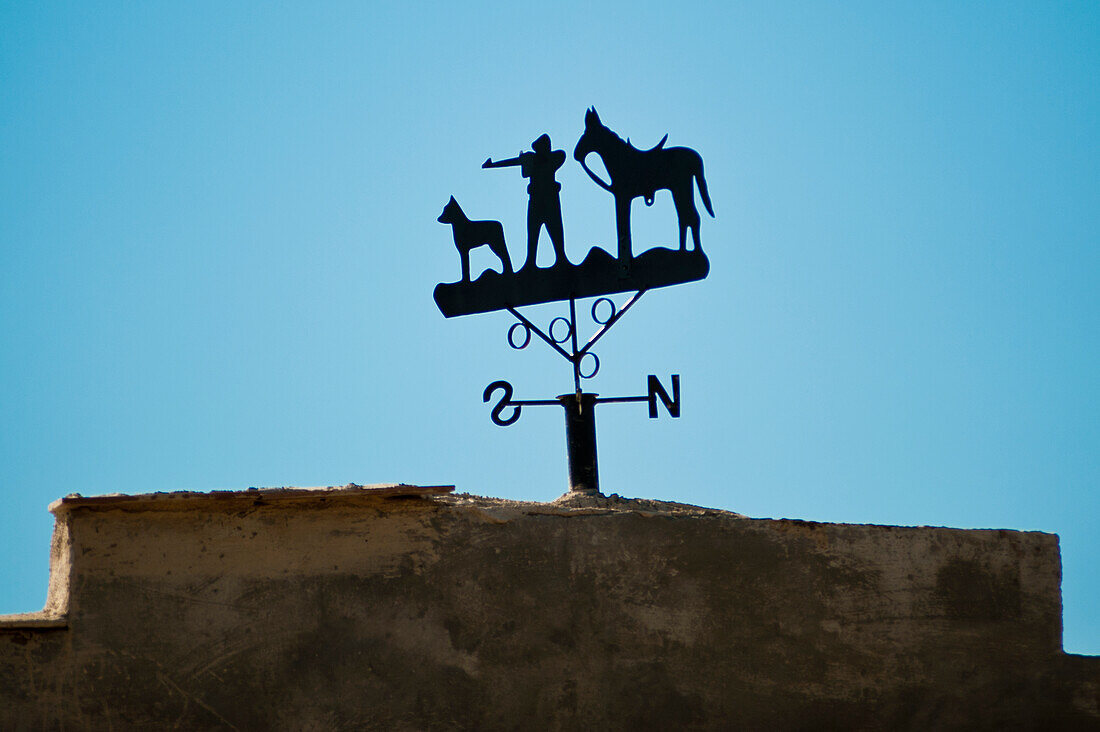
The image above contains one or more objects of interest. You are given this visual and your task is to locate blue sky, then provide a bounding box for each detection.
[2,2,1097,653]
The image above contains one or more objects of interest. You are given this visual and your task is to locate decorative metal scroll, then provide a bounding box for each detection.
[433,108,713,493]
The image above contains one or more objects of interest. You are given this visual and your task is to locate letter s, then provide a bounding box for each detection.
[483,380,521,426]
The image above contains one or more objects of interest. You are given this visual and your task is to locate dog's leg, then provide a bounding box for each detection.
[460,247,471,282]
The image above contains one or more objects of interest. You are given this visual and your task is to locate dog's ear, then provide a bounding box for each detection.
[448,195,457,205]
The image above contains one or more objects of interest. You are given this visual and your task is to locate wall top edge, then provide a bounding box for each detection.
[48,483,455,514]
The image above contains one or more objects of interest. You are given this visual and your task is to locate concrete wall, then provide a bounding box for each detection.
[1,484,1097,730]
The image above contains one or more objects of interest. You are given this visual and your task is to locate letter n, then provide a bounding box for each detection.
[647,374,680,418]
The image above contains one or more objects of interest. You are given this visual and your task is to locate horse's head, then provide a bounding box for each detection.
[573,107,605,161]
[573,108,616,192]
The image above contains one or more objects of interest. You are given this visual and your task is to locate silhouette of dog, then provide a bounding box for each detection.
[438,196,513,282]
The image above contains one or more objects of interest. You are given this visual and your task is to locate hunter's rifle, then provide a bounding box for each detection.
[482,153,529,170]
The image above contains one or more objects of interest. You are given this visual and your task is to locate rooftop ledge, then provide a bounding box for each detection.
[0,484,1062,635]
[2,484,741,630]
[48,483,456,514]
[0,612,68,629]
[44,484,753,520]
[2,484,455,629]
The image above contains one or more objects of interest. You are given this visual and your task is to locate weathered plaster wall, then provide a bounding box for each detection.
[1,485,1098,730]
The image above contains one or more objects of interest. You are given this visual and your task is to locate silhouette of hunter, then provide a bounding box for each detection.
[483,134,566,270]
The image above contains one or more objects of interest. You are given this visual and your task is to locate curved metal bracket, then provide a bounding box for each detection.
[504,290,647,394]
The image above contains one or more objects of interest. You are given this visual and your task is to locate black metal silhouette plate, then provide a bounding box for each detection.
[434,109,713,318]
[434,246,708,317]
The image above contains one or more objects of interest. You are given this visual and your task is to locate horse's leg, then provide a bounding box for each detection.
[615,194,633,265]
[688,200,701,251]
[669,185,684,250]
[671,187,687,250]
[673,186,701,251]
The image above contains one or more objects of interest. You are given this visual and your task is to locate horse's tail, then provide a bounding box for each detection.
[695,158,714,218]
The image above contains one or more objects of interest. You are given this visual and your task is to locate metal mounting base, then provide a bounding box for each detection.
[559,392,600,493]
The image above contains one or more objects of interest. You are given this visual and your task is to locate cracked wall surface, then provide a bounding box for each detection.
[2,485,1098,729]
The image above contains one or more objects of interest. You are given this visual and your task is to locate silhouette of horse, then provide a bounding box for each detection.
[573,108,713,263]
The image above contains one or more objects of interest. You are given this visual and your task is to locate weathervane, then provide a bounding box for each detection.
[435,108,713,494]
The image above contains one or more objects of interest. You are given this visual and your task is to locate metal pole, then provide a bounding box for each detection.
[558,392,600,493]
[568,297,581,396]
